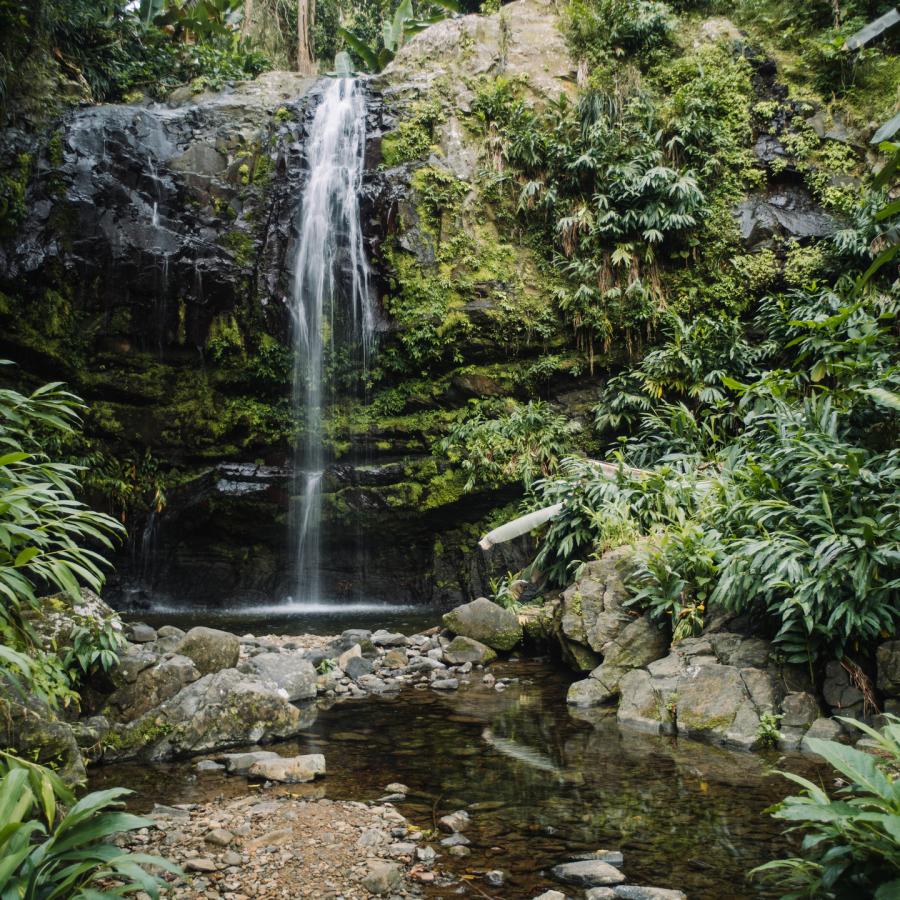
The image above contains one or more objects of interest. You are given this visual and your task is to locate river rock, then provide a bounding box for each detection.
[371,629,407,647]
[361,859,403,895]
[248,753,326,783]
[222,750,282,775]
[240,652,317,701]
[533,892,567,900]
[438,810,470,832]
[442,597,523,651]
[383,649,408,668]
[877,640,900,697]
[174,627,240,675]
[443,635,497,665]
[551,860,625,887]
[345,655,375,680]
[338,644,362,670]
[105,668,309,761]
[128,623,158,643]
[612,888,687,899]
[780,691,820,728]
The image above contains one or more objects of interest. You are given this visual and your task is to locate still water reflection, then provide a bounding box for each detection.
[94,660,817,898]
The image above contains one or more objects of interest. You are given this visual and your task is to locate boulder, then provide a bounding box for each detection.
[378,0,574,109]
[735,186,835,248]
[877,640,900,697]
[615,635,784,749]
[105,654,201,722]
[567,614,667,707]
[24,588,123,650]
[801,717,845,752]
[105,668,310,761]
[0,685,85,784]
[127,623,158,643]
[443,635,497,666]
[558,547,637,653]
[174,627,240,675]
[239,652,317,701]
[442,597,523,651]
[247,753,325,783]
[780,691,820,729]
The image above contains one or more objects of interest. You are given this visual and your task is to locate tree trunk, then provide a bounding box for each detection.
[241,0,254,41]
[297,0,316,74]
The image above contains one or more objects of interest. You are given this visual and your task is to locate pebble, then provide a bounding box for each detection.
[204,828,233,847]
[186,858,218,873]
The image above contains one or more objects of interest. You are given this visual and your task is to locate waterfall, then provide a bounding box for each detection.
[290,77,375,605]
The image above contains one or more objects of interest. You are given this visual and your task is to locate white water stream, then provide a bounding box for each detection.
[290,77,375,604]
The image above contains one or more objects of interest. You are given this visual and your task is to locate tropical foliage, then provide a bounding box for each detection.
[438,400,582,491]
[0,751,177,898]
[752,715,900,899]
[0,364,124,704]
[338,0,459,72]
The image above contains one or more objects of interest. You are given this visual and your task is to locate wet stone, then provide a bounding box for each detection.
[552,860,626,887]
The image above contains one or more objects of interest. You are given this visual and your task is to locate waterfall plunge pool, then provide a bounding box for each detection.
[93,657,819,898]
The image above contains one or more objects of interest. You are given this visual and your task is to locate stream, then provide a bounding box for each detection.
[94,614,821,899]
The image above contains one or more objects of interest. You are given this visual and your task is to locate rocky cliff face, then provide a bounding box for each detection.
[0,0,845,610]
[0,51,541,608]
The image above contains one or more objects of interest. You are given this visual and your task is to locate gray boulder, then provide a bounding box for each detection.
[105,654,201,722]
[568,614,667,707]
[615,635,784,750]
[239,652,317,701]
[443,635,497,666]
[801,717,845,752]
[105,668,309,761]
[442,597,522,651]
[174,627,240,675]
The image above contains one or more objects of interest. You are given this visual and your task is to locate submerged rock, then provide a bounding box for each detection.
[442,597,523,651]
[551,860,626,887]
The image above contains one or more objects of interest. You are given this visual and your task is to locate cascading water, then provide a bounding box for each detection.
[290,77,375,605]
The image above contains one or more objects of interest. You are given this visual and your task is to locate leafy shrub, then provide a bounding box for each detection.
[475,82,705,356]
[438,400,582,491]
[752,714,900,898]
[0,751,178,897]
[562,0,674,61]
[0,364,124,704]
